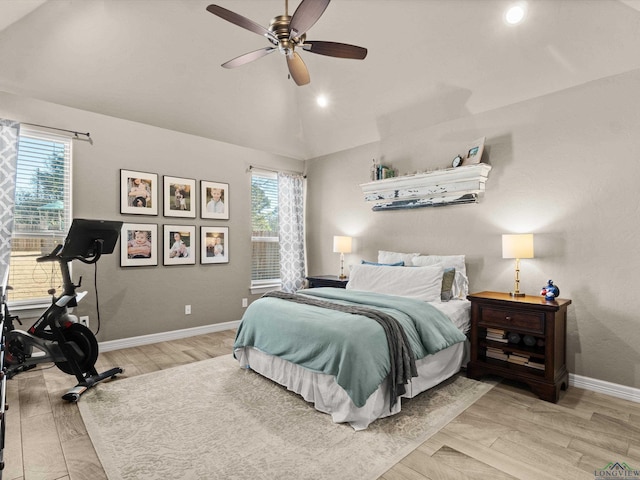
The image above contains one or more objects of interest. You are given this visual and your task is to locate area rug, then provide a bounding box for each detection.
[78,354,493,480]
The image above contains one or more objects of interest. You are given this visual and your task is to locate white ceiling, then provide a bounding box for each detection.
[1,0,639,160]
[0,0,46,31]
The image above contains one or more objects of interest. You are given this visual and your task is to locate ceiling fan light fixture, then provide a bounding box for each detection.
[279,39,295,56]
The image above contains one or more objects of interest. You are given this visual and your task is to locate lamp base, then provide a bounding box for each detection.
[510,292,526,297]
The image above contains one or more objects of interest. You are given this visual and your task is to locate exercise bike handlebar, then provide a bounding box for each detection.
[36,244,64,263]
[35,239,104,265]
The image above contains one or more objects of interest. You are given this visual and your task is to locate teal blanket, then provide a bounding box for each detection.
[233,288,467,408]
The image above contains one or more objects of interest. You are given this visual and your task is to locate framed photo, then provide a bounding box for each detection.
[120,169,158,215]
[461,137,486,166]
[201,181,229,220]
[201,226,229,264]
[163,176,196,218]
[163,225,196,265]
[120,223,158,267]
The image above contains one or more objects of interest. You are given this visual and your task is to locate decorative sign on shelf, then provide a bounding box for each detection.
[359,163,492,211]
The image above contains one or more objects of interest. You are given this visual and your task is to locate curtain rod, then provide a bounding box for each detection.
[21,122,92,143]
[248,164,306,177]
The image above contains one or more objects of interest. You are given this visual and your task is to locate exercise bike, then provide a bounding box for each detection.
[3,219,124,402]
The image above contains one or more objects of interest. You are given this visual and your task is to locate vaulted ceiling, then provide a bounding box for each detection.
[1,0,640,160]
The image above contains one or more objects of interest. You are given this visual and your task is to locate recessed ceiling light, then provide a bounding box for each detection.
[505,4,526,25]
[316,95,329,108]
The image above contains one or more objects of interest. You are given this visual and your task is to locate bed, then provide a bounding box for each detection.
[233,251,472,430]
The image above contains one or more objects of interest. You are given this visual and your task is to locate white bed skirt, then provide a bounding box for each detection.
[234,341,467,430]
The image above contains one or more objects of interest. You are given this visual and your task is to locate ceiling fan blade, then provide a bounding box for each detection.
[286,52,310,86]
[289,0,331,39]
[302,41,368,60]
[206,4,278,43]
[222,47,276,69]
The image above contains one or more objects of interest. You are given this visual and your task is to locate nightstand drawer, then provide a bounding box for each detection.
[478,306,544,334]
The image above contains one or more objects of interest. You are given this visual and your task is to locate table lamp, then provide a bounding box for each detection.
[333,235,352,280]
[502,233,534,297]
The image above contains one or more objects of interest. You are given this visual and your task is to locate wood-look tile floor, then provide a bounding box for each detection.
[3,329,639,480]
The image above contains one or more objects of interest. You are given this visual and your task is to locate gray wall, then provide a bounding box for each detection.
[1,91,303,341]
[305,69,640,389]
[3,67,640,390]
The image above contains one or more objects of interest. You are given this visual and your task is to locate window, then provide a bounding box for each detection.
[251,170,280,291]
[7,129,72,306]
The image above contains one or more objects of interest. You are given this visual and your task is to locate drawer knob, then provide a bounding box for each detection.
[505,316,512,321]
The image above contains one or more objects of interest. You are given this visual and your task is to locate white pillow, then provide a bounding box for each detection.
[411,254,466,275]
[378,250,420,266]
[451,272,469,299]
[412,255,468,298]
[346,263,444,302]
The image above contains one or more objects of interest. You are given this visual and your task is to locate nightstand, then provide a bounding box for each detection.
[306,275,349,289]
[466,291,572,402]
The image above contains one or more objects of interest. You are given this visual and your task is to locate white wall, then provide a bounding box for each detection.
[305,69,640,389]
[1,91,303,341]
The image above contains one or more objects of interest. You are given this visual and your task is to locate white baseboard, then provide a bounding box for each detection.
[99,326,639,405]
[569,373,640,403]
[98,320,242,353]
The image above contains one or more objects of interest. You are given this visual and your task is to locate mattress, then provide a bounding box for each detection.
[234,298,471,430]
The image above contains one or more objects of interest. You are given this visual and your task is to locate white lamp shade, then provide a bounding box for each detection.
[502,234,534,259]
[333,235,352,254]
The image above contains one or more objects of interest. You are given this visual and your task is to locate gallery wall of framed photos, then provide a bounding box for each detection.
[119,169,229,267]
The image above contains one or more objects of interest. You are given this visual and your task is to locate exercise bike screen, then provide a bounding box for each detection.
[61,219,123,258]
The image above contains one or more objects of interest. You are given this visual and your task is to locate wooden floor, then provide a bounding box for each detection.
[3,330,639,480]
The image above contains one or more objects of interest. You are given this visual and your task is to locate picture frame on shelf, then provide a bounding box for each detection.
[163,225,196,266]
[163,176,196,218]
[120,169,158,215]
[461,137,486,166]
[201,226,229,264]
[200,181,229,220]
[120,223,158,267]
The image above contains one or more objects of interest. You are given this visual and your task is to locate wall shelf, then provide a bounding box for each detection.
[359,163,492,211]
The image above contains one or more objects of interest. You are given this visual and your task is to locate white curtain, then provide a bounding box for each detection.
[278,172,306,293]
[0,119,20,282]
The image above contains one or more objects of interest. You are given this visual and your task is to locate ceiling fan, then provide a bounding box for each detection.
[206,0,368,86]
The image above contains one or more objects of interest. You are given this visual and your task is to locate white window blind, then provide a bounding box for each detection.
[8,129,72,305]
[251,170,280,289]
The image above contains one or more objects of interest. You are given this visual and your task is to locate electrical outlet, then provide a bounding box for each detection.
[79,316,89,329]
[242,298,248,308]
[185,305,191,315]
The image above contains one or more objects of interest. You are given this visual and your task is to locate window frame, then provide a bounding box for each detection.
[8,127,73,310]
